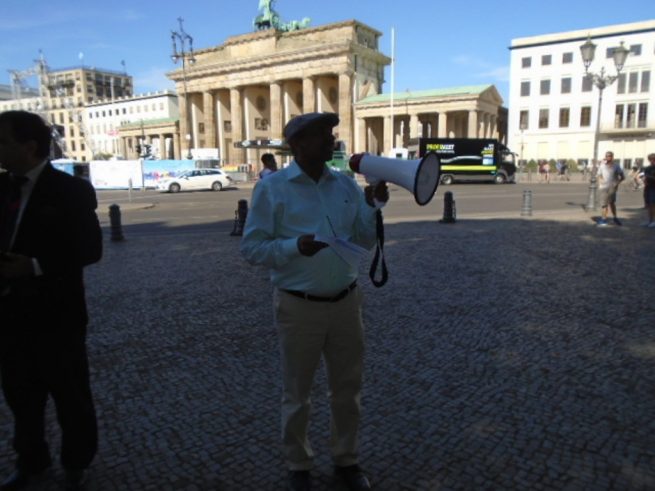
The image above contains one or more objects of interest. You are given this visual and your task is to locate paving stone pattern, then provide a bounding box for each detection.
[1,215,654,490]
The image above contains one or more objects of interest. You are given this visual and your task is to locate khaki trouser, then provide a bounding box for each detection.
[274,287,365,470]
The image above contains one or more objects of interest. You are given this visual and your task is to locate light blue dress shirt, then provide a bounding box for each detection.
[240,160,378,295]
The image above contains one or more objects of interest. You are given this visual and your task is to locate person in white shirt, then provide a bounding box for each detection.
[241,113,388,491]
[596,151,625,226]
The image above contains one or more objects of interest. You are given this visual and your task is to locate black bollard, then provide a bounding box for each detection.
[586,176,598,211]
[440,191,456,223]
[109,204,124,241]
[230,199,248,236]
[521,189,533,217]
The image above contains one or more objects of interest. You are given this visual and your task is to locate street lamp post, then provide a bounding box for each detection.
[171,17,196,160]
[579,35,629,179]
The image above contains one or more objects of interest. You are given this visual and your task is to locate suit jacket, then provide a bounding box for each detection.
[0,163,102,338]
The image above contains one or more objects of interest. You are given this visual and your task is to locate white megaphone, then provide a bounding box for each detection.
[349,152,441,205]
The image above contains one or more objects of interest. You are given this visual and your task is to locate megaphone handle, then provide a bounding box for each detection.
[369,210,388,288]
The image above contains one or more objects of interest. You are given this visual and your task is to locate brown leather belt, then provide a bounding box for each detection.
[283,281,357,303]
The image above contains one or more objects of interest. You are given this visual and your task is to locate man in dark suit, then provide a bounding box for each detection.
[0,110,102,490]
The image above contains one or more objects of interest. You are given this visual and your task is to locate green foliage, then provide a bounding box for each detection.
[93,152,114,160]
[567,159,579,172]
[525,159,538,171]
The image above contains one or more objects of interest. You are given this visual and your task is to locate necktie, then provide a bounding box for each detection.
[0,175,28,251]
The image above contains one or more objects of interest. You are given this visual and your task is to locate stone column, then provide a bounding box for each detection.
[158,134,166,159]
[481,113,489,138]
[468,110,478,138]
[302,77,315,114]
[438,112,447,137]
[230,88,245,163]
[120,137,127,158]
[338,73,353,152]
[410,114,420,140]
[203,91,216,149]
[383,116,392,156]
[355,117,366,153]
[173,134,181,160]
[270,81,283,138]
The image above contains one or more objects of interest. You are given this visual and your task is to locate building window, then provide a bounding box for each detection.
[519,110,529,130]
[198,122,205,134]
[256,96,267,111]
[562,52,573,64]
[626,103,636,128]
[255,118,269,130]
[641,71,650,92]
[559,107,570,128]
[638,103,648,128]
[582,75,593,92]
[617,73,626,94]
[561,77,571,94]
[539,109,549,129]
[614,104,624,128]
[223,120,232,132]
[630,44,642,56]
[541,54,552,65]
[520,81,530,97]
[540,79,551,95]
[629,72,639,93]
[580,106,591,127]
[521,57,531,68]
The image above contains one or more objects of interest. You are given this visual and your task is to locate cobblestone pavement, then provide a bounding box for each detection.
[1,207,654,490]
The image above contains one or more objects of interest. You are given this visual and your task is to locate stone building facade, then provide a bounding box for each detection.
[0,67,132,161]
[354,85,507,157]
[84,91,180,159]
[167,19,508,169]
[167,20,390,166]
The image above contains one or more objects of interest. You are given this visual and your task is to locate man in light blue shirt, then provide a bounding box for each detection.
[241,112,387,491]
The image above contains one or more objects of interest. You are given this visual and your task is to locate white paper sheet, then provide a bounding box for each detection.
[314,235,369,268]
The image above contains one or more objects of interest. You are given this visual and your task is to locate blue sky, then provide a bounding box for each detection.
[2,0,652,103]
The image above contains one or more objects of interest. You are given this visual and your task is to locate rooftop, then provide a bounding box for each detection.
[358,85,493,104]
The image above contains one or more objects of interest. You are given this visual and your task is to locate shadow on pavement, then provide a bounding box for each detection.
[1,208,653,490]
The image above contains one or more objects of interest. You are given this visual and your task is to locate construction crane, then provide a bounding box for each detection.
[8,50,49,99]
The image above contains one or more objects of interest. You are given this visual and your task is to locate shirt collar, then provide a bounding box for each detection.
[287,160,337,183]
[21,158,48,184]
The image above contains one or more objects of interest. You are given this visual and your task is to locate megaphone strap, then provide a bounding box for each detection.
[369,210,388,288]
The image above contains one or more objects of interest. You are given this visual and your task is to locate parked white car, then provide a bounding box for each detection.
[157,169,233,193]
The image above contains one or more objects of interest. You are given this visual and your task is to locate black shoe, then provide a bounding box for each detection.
[64,470,87,491]
[287,470,311,491]
[0,469,44,491]
[613,217,622,226]
[334,465,371,490]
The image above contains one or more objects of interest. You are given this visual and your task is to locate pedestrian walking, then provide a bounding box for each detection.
[240,112,388,491]
[0,111,102,491]
[596,151,625,226]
